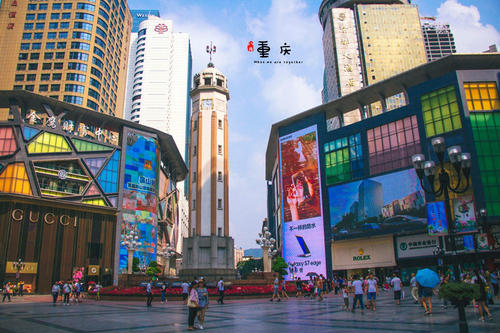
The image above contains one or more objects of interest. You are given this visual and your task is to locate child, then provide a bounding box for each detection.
[342,285,349,311]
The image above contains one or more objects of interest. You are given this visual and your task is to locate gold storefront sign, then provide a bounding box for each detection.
[5,262,38,274]
[11,209,78,227]
[88,265,100,275]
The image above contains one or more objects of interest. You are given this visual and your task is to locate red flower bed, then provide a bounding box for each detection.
[95,282,297,297]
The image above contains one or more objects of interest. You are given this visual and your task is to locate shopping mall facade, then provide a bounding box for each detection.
[266,54,500,282]
[0,90,187,292]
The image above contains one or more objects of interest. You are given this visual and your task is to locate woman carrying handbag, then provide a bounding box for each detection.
[187,281,200,331]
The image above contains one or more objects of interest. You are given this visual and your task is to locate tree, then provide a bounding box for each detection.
[145,261,161,277]
[272,256,288,277]
[237,259,263,279]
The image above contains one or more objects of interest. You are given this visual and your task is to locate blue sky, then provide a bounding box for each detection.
[126,0,500,249]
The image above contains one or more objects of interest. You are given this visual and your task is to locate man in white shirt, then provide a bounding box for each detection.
[217,277,225,304]
[391,273,402,305]
[351,275,365,312]
[366,274,378,311]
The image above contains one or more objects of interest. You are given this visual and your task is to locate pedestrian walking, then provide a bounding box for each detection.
[182,280,190,304]
[280,278,289,300]
[197,279,209,330]
[342,285,349,311]
[410,273,419,303]
[74,281,81,303]
[421,283,433,316]
[351,275,364,312]
[62,280,71,305]
[474,270,492,321]
[187,281,200,331]
[217,277,225,304]
[391,273,402,305]
[95,282,102,301]
[51,281,60,305]
[317,276,324,301]
[146,279,153,307]
[440,275,450,309]
[270,274,281,302]
[160,281,167,304]
[296,278,303,297]
[366,274,377,311]
[491,270,499,300]
[19,281,24,296]
[2,282,11,302]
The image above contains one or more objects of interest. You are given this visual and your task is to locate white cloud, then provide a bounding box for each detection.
[437,0,500,53]
[261,66,321,119]
[160,5,244,76]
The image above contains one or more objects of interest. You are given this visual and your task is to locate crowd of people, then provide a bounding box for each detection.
[50,280,101,305]
[1,281,26,302]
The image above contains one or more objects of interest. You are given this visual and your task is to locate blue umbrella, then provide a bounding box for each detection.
[416,268,440,288]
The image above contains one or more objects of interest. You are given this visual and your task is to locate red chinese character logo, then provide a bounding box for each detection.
[154,24,168,34]
[11,0,17,6]
[247,41,254,52]
[9,12,16,18]
[7,23,14,29]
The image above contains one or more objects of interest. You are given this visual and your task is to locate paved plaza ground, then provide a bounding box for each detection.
[0,290,498,332]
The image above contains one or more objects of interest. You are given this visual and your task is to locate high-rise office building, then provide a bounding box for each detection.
[0,0,132,118]
[319,0,427,105]
[124,16,192,255]
[421,17,456,62]
[130,9,160,33]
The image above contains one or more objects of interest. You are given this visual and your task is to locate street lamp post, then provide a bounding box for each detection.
[121,228,142,275]
[256,227,277,273]
[412,137,472,333]
[158,246,176,277]
[13,258,24,283]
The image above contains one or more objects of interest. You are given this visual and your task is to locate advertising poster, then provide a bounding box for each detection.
[477,233,490,251]
[120,132,160,271]
[452,196,477,234]
[329,169,426,240]
[463,234,474,252]
[279,125,326,280]
[427,201,448,236]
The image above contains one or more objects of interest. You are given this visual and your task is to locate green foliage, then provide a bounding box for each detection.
[272,256,288,277]
[145,261,161,277]
[237,259,263,279]
[132,257,140,273]
[439,282,479,306]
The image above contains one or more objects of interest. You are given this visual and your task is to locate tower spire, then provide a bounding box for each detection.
[206,41,216,67]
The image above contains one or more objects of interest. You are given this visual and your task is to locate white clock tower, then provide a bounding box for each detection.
[180,61,236,281]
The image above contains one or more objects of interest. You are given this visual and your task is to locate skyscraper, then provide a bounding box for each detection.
[319,0,427,105]
[123,16,192,255]
[0,0,132,118]
[421,17,456,62]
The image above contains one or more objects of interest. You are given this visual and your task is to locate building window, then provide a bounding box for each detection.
[60,22,70,29]
[193,145,197,156]
[324,133,363,185]
[0,163,32,195]
[58,32,68,39]
[192,199,196,210]
[87,99,98,111]
[31,43,41,50]
[367,115,421,176]
[421,85,462,137]
[217,78,223,87]
[193,120,197,131]
[20,43,30,50]
[52,73,62,80]
[16,64,26,70]
[76,3,95,11]
[39,84,49,92]
[44,52,53,60]
[218,119,222,129]
[63,3,73,10]
[18,53,28,60]
[56,42,66,49]
[24,23,34,30]
[26,74,36,81]
[51,13,60,20]
[218,145,222,155]
[13,85,23,90]
[37,13,46,20]
[50,84,60,92]
[55,52,65,59]
[46,42,55,49]
[470,112,500,216]
[218,171,222,182]
[42,63,51,70]
[63,95,82,105]
[54,63,63,70]
[193,171,196,181]
[24,85,34,91]
[218,199,222,210]
[22,33,31,40]
[66,73,86,82]
[69,52,89,61]
[35,23,45,30]
[68,62,87,71]
[38,3,48,10]
[28,63,38,70]
[204,78,211,85]
[464,82,500,111]
[65,84,85,93]
[28,4,37,10]
[41,74,50,81]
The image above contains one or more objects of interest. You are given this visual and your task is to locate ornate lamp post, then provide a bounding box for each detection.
[158,246,176,277]
[412,137,472,333]
[13,258,25,282]
[121,228,142,275]
[256,227,277,273]
[433,245,445,274]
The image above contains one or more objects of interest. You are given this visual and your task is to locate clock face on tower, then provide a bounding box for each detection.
[201,99,213,110]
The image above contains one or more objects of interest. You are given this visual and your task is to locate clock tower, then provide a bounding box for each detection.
[180,62,236,281]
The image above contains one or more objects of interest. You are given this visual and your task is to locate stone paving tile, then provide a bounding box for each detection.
[0,290,498,332]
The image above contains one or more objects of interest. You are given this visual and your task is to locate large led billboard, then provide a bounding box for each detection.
[119,132,160,271]
[329,169,426,240]
[279,125,326,280]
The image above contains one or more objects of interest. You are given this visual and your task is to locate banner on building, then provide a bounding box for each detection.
[452,196,477,234]
[477,233,490,251]
[427,201,448,236]
[396,234,438,259]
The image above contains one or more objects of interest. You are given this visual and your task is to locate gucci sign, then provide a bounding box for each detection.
[11,209,78,227]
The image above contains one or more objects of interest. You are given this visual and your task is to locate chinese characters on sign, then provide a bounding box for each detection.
[332,8,363,95]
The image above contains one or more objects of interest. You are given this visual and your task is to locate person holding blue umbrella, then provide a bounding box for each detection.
[416,268,440,316]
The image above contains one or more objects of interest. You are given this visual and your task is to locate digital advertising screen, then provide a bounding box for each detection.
[279,125,326,280]
[329,169,426,240]
[427,201,448,236]
[120,132,160,271]
[452,196,477,234]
